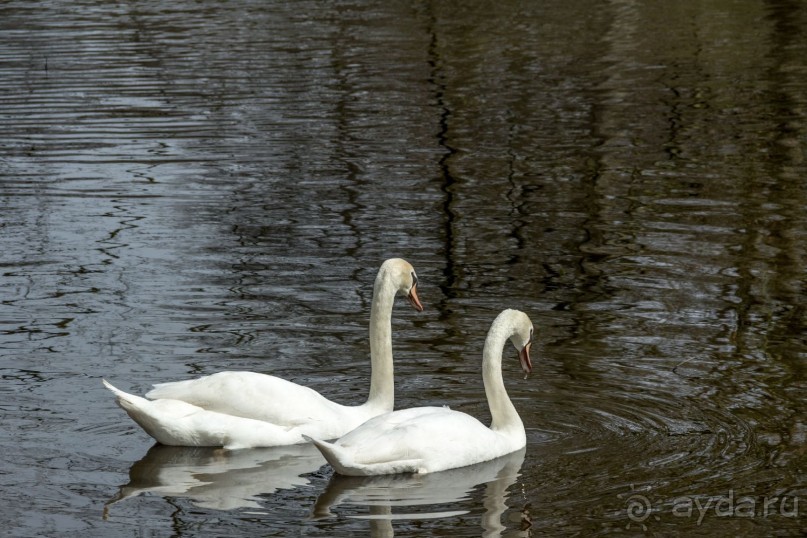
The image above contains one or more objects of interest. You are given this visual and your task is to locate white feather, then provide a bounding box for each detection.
[103,259,422,449]
[309,310,534,475]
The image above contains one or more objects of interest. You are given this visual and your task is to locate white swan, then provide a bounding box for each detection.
[103,258,423,449]
[308,309,533,475]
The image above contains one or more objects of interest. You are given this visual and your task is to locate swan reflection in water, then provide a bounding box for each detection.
[105,444,528,535]
[312,447,529,537]
[104,442,325,513]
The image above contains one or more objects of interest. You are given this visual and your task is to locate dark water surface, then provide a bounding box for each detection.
[1,0,805,536]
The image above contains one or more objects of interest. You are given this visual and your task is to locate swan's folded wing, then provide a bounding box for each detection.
[146,371,337,425]
[334,407,490,470]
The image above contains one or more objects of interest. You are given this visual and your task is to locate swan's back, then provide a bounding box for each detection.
[146,371,353,428]
[337,406,480,445]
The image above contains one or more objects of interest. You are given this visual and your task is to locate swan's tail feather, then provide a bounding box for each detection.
[102,379,168,443]
[102,379,150,414]
[305,436,356,475]
[101,377,124,397]
[305,436,423,476]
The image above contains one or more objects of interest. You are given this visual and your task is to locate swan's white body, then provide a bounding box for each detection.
[104,258,423,449]
[309,309,533,475]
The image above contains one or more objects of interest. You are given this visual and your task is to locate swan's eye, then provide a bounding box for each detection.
[411,272,418,287]
[529,328,534,343]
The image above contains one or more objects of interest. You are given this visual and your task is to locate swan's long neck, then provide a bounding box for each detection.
[365,272,396,411]
[482,323,524,436]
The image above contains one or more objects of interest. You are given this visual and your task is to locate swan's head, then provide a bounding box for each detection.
[503,309,533,376]
[379,258,424,312]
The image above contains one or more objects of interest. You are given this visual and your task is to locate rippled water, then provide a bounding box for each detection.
[1,0,805,536]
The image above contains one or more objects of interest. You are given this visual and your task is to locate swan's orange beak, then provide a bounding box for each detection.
[519,342,533,378]
[407,284,424,312]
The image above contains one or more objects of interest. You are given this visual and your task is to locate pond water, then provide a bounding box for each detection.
[1,0,805,536]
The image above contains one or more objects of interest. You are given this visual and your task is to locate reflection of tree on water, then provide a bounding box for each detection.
[104,443,325,514]
[312,447,528,537]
